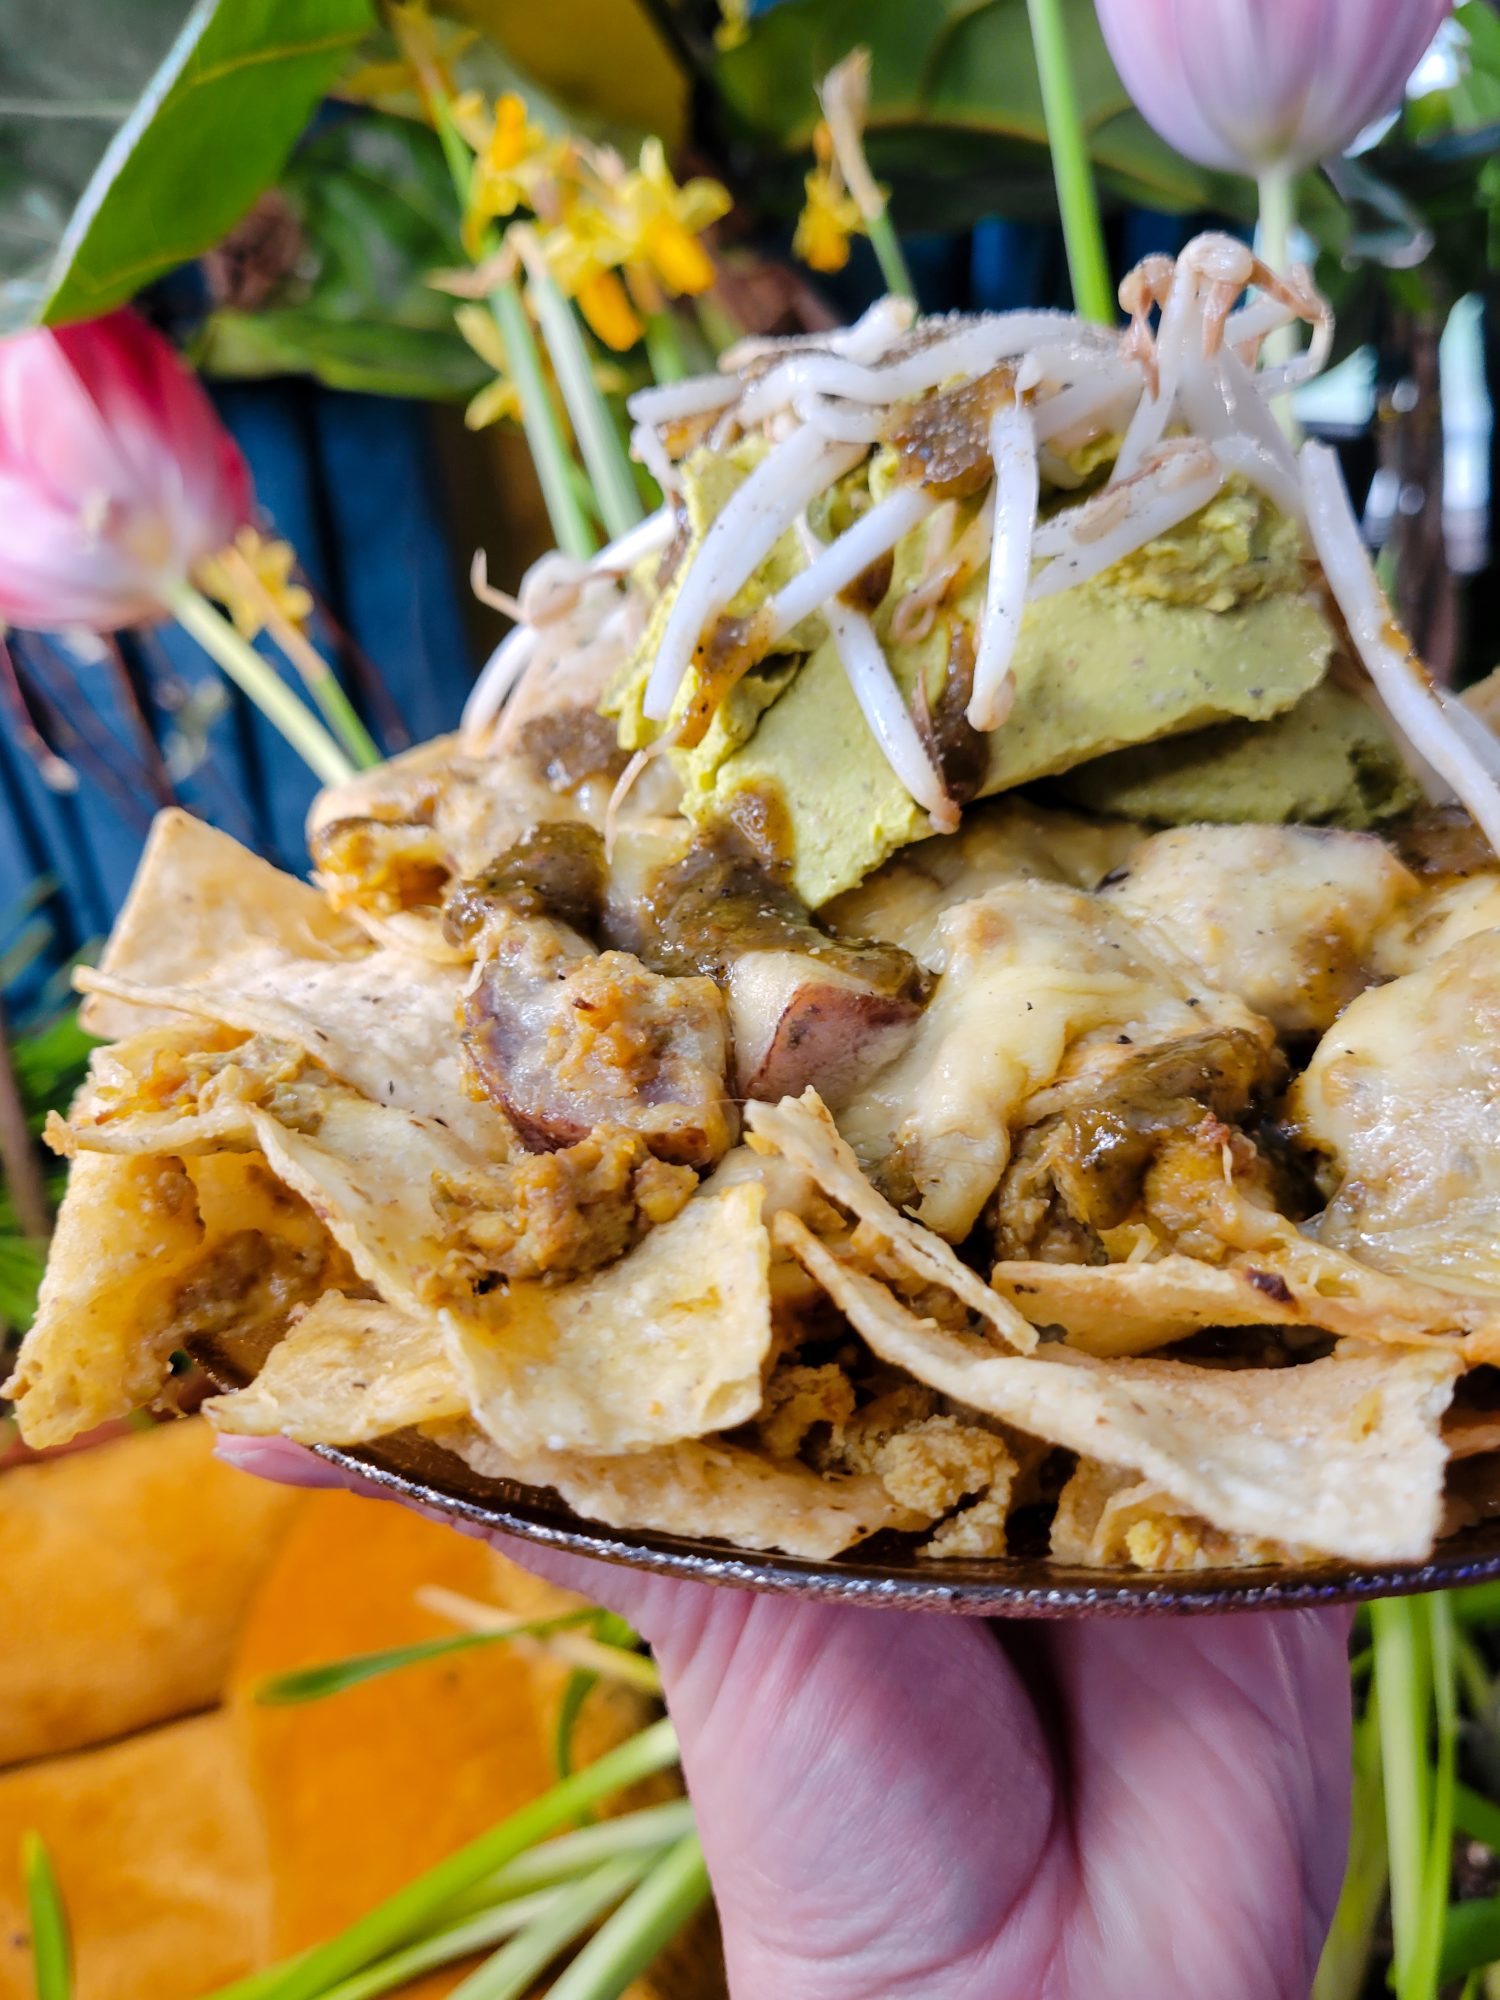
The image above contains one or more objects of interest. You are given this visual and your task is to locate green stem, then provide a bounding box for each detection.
[1312,1697,1387,2000]
[543,1834,710,2000]
[447,1856,652,2000]
[864,203,915,304]
[208,1803,697,2000]
[316,1885,567,2000]
[1257,163,1299,381]
[22,1833,72,2000]
[166,584,354,787]
[1025,0,1113,324]
[252,598,381,771]
[490,277,598,559]
[447,1801,697,1917]
[429,93,595,560]
[207,1719,680,2000]
[1412,1596,1458,1999]
[523,256,643,543]
[643,311,689,384]
[1373,1598,1433,1997]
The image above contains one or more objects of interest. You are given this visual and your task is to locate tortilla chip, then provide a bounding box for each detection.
[80,809,360,1040]
[4,1151,211,1446]
[210,1178,776,1460]
[77,943,511,1164]
[779,1214,1460,1561]
[746,1090,1036,1352]
[4,1149,340,1448]
[447,1180,775,1457]
[440,1422,921,1562]
[992,1245,1497,1358]
[207,1292,469,1444]
[1050,1457,1300,1571]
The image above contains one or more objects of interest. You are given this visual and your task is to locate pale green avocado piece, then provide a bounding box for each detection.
[691,581,1334,907]
[1053,676,1419,828]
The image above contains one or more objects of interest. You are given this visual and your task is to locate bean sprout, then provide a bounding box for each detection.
[795,518,957,831]
[1030,444,1224,600]
[1301,441,1500,852]
[641,426,865,722]
[467,248,1360,837]
[767,485,937,642]
[968,404,1037,730]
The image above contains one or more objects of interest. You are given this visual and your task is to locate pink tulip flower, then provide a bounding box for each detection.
[1094,0,1452,177]
[0,308,252,631]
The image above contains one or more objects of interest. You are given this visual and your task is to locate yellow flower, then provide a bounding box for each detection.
[453,303,523,430]
[617,139,729,298]
[464,375,523,431]
[196,529,313,640]
[793,123,865,273]
[575,268,645,351]
[537,139,730,349]
[381,3,474,114]
[456,91,559,257]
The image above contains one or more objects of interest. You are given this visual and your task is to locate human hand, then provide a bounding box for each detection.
[219,1437,1352,2000]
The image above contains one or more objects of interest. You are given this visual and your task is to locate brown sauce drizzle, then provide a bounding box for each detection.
[518,710,628,790]
[603,822,930,1002]
[914,624,987,808]
[444,823,607,942]
[886,366,1016,500]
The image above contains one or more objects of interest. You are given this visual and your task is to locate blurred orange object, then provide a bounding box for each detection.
[228,1489,632,1976]
[0,1711,269,1998]
[0,1421,714,1999]
[0,1418,300,1765]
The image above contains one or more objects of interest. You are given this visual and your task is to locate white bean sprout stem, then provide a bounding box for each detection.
[1301,441,1500,853]
[766,485,936,642]
[641,426,865,722]
[795,517,957,831]
[1030,445,1225,600]
[461,623,539,739]
[968,403,1038,730]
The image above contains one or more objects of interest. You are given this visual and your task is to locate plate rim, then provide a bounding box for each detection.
[311,1437,1500,1619]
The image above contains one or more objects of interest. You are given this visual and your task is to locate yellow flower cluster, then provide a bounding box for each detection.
[449,88,731,352]
[794,121,866,274]
[196,529,313,640]
[539,139,730,350]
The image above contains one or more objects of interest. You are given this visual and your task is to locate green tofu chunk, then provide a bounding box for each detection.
[1053,676,1419,828]
[692,580,1334,907]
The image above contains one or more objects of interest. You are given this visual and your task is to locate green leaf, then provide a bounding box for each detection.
[554,1668,599,1789]
[0,0,373,332]
[198,111,487,400]
[1456,1783,1500,1856]
[254,1609,598,1705]
[710,0,1241,233]
[21,1833,72,2000]
[1442,1894,1500,1987]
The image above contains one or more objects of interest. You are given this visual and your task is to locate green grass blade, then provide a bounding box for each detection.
[316,1883,565,2000]
[200,1718,679,2000]
[1441,1894,1500,1987]
[1372,1596,1433,1996]
[254,1611,597,1704]
[543,1833,710,2000]
[555,1669,599,1787]
[22,1833,71,2000]
[1313,1698,1386,2000]
[1456,1782,1500,1855]
[445,1801,697,1920]
[447,1856,651,2000]
[1410,1596,1459,1997]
